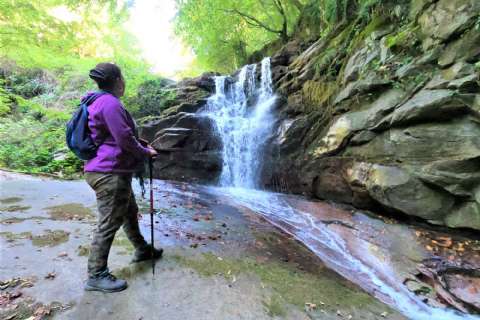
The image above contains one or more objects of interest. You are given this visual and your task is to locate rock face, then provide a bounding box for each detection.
[262,0,480,230]
[140,1,480,230]
[139,74,223,183]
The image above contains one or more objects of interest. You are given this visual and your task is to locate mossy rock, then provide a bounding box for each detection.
[44,203,94,221]
[301,80,336,110]
[76,244,90,256]
[174,252,387,312]
[0,204,31,212]
[31,230,69,247]
[385,24,419,50]
[0,231,32,242]
[0,196,23,204]
[349,15,389,51]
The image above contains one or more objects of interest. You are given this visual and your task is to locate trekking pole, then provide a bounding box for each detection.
[149,157,155,276]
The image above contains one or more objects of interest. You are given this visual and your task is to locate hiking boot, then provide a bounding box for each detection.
[84,269,127,293]
[131,246,163,263]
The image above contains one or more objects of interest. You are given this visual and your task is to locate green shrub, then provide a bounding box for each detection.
[0,96,82,178]
[0,85,12,116]
[129,78,177,118]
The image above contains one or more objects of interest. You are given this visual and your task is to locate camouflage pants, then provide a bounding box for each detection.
[85,172,148,277]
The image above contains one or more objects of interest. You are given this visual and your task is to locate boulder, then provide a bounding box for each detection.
[177,72,217,92]
[425,62,478,90]
[416,158,480,197]
[438,28,480,67]
[445,201,480,230]
[344,118,480,163]
[343,46,379,83]
[334,74,391,104]
[345,162,455,221]
[389,90,472,126]
[138,116,177,142]
[312,89,405,157]
[312,157,354,204]
[418,0,480,49]
[140,111,222,183]
[152,150,222,183]
[151,128,192,150]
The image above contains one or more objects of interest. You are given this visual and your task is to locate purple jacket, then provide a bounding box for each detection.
[84,92,150,173]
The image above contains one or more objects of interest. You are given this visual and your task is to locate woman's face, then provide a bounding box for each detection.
[114,75,125,97]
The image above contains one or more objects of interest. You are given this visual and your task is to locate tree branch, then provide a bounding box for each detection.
[225,9,283,35]
[272,0,288,41]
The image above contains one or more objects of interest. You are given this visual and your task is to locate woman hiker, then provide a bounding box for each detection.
[83,62,163,292]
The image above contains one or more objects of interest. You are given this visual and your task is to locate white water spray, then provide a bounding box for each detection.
[204,57,276,188]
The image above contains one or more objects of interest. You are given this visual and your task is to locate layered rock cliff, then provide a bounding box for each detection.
[140,0,480,230]
[138,73,223,183]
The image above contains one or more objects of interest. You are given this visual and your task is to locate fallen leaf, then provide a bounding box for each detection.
[34,305,51,317]
[45,272,56,280]
[305,302,317,311]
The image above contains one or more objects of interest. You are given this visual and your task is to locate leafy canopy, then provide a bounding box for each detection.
[174,0,305,72]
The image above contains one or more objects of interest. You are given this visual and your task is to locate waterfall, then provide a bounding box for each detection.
[198,58,480,320]
[204,57,276,189]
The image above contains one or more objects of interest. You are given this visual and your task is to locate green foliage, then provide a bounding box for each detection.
[174,0,305,72]
[291,0,382,29]
[0,0,159,178]
[0,117,82,178]
[129,78,177,118]
[0,85,12,116]
[0,91,82,178]
[0,0,153,102]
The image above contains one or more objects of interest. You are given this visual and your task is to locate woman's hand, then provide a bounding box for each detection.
[147,145,158,157]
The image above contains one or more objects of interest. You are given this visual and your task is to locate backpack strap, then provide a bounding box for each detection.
[82,91,106,106]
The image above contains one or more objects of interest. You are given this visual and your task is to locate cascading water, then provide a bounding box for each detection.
[204,57,276,189]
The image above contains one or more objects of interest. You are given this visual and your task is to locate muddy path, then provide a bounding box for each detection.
[0,171,479,320]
